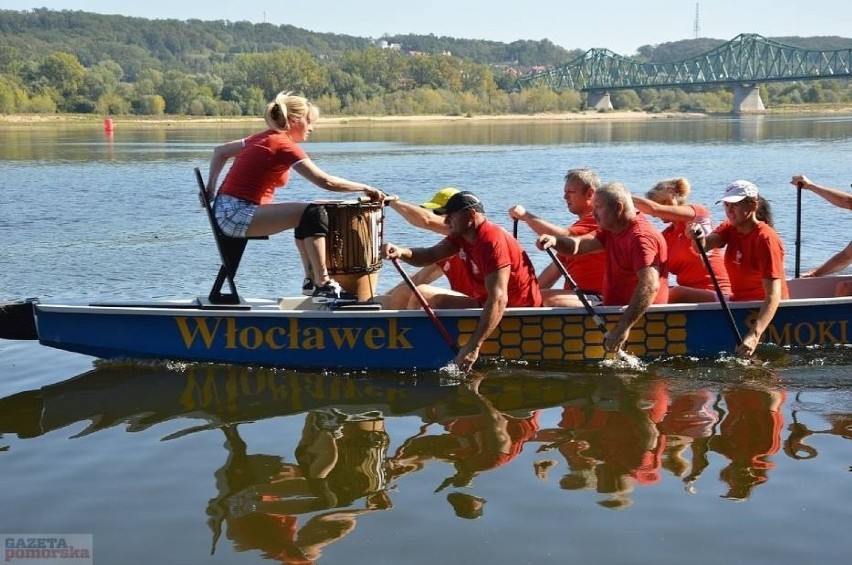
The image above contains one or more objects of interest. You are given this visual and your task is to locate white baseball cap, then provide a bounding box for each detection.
[716,180,759,204]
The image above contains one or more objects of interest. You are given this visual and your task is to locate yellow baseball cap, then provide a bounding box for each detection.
[420,187,460,210]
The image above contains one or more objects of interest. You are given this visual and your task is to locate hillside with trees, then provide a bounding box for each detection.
[0,8,850,117]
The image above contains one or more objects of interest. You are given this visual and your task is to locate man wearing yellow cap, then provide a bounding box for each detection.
[380,188,479,309]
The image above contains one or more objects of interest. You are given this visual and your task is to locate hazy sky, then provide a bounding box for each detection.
[5,0,851,55]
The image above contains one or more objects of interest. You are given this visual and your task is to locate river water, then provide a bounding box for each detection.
[0,115,850,564]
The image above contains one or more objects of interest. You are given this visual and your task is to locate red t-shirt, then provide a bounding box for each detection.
[218,130,308,205]
[594,214,669,306]
[713,221,789,301]
[716,388,786,496]
[663,204,731,294]
[557,213,606,294]
[447,220,543,307]
[558,380,669,486]
[437,254,480,298]
[444,412,540,472]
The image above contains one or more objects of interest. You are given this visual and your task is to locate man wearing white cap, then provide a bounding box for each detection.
[697,180,789,357]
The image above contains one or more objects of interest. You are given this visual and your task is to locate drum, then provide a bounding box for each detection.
[324,200,384,300]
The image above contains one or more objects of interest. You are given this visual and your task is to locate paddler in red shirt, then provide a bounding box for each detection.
[383,190,542,371]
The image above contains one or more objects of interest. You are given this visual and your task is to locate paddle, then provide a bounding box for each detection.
[544,247,608,335]
[512,218,518,239]
[794,181,803,278]
[390,257,459,355]
[543,247,640,364]
[691,230,743,347]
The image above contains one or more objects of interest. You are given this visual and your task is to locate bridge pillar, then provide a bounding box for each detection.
[733,84,765,114]
[587,91,613,111]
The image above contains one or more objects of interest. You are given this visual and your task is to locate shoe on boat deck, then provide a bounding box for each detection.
[302,278,315,296]
[312,280,357,304]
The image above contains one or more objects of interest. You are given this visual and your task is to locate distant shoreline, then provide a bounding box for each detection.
[0,110,704,128]
[1,106,850,128]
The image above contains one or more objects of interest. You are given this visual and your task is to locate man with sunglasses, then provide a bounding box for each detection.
[382,191,542,371]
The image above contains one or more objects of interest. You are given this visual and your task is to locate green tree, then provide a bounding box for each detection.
[523,85,560,112]
[339,48,406,95]
[134,68,164,96]
[80,60,123,103]
[136,94,166,115]
[38,51,85,110]
[228,49,328,101]
[611,90,641,110]
[27,93,57,113]
[158,70,200,114]
[95,92,130,115]
[0,74,29,113]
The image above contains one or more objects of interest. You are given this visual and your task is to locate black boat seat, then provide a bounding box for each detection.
[195,167,268,308]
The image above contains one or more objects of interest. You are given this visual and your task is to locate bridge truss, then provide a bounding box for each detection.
[518,34,852,93]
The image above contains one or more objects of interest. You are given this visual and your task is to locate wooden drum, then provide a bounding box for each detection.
[324,200,384,301]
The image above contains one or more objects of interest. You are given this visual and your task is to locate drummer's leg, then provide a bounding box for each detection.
[294,238,315,295]
[295,238,312,280]
[304,236,331,286]
[245,202,309,237]
[294,204,333,289]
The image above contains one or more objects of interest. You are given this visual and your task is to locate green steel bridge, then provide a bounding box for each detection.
[517,34,852,112]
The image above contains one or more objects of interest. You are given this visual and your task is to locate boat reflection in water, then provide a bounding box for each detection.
[1,362,849,561]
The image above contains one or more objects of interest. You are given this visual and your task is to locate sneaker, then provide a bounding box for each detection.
[312,280,357,304]
[302,277,315,296]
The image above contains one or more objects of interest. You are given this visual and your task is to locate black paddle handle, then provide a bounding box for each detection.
[693,231,743,347]
[545,247,608,335]
[794,181,803,278]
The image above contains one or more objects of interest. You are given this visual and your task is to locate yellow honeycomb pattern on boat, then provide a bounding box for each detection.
[457,311,687,361]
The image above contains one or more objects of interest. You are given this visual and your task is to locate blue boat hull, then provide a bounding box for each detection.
[33,292,851,370]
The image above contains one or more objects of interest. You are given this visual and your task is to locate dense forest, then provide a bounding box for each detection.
[1,8,850,117]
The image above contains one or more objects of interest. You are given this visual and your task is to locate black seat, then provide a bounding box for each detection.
[195,167,268,307]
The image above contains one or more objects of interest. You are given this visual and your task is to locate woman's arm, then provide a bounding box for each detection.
[206,139,245,197]
[694,230,725,252]
[792,175,852,210]
[803,241,852,277]
[632,195,697,223]
[738,277,782,357]
[294,159,383,200]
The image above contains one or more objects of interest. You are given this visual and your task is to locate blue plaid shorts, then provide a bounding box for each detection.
[214,194,257,238]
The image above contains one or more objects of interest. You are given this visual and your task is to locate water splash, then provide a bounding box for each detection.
[600,350,647,372]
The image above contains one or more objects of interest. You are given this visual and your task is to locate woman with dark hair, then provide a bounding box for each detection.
[695,180,789,357]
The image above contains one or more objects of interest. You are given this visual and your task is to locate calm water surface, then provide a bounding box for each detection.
[0,116,850,564]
